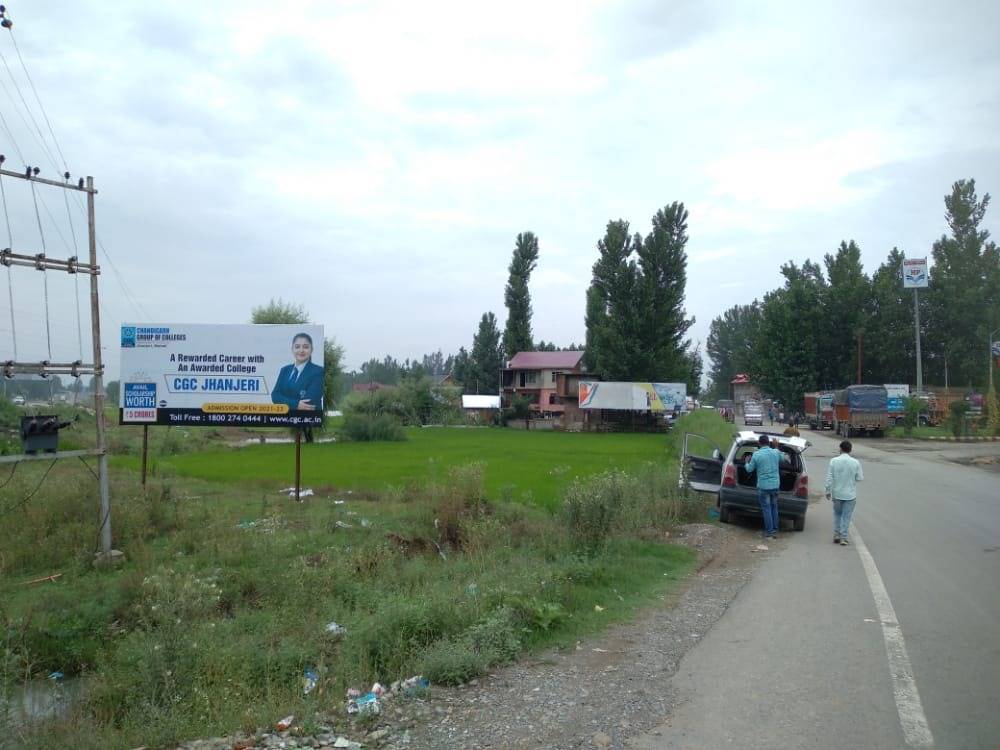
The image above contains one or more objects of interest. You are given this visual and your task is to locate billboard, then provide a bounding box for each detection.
[578,381,686,412]
[884,383,909,413]
[902,258,928,288]
[120,324,324,427]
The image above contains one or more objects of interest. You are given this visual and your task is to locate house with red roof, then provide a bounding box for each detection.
[730,373,761,405]
[501,350,589,420]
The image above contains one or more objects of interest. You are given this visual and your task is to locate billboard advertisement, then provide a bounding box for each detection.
[120,324,324,427]
[884,383,910,413]
[578,381,687,412]
[902,258,928,288]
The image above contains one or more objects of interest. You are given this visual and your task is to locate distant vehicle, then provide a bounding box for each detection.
[682,429,811,531]
[716,399,736,423]
[700,403,715,409]
[12,395,25,406]
[743,401,764,426]
[884,384,910,425]
[803,391,834,430]
[833,385,888,437]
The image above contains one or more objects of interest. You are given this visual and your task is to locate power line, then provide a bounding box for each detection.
[0,104,25,164]
[0,10,152,329]
[0,51,60,172]
[7,28,69,172]
[0,458,57,516]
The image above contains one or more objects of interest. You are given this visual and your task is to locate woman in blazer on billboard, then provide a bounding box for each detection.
[271,332,324,411]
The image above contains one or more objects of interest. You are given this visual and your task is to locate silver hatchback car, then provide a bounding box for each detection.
[683,430,812,531]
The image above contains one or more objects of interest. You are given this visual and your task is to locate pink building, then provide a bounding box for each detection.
[501,351,587,418]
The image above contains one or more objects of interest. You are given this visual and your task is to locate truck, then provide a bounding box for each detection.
[803,391,834,430]
[884,384,910,426]
[833,385,888,437]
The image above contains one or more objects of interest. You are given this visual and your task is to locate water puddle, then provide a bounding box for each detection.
[237,436,336,446]
[2,677,79,726]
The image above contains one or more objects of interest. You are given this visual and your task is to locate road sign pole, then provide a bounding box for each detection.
[914,288,923,394]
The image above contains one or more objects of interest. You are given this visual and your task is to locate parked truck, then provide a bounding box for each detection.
[803,391,834,430]
[884,384,910,426]
[833,385,888,438]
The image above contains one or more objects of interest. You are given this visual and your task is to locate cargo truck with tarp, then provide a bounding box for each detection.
[833,385,888,438]
[803,391,834,430]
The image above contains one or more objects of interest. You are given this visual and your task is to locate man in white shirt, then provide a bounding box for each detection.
[825,440,864,546]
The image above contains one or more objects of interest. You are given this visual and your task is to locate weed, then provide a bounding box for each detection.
[340,413,407,442]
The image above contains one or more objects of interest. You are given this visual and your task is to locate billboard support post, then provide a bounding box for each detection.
[294,429,302,502]
[141,425,149,488]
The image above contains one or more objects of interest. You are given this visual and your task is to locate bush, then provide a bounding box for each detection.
[420,638,488,686]
[561,471,628,555]
[342,379,462,427]
[947,401,971,437]
[340,413,406,442]
[901,396,927,436]
[986,385,1000,436]
[420,607,520,685]
[423,463,490,551]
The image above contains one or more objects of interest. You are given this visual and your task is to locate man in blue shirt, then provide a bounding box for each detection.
[744,434,782,538]
[825,440,864,545]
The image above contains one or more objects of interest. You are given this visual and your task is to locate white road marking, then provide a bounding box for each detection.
[852,527,935,748]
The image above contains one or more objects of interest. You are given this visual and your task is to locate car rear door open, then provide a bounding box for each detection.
[682,432,724,493]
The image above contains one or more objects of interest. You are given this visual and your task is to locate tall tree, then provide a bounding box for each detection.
[821,240,870,386]
[467,312,504,394]
[749,261,826,407]
[634,203,694,381]
[250,299,343,408]
[503,232,540,358]
[584,220,642,380]
[251,298,309,324]
[926,179,999,387]
[451,347,471,388]
[682,342,704,399]
[706,303,762,400]
[866,248,923,384]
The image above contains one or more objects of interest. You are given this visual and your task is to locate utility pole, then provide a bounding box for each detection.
[990,328,999,392]
[902,258,927,394]
[86,176,113,562]
[0,167,115,565]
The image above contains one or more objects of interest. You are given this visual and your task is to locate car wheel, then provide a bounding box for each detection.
[718,504,731,524]
[793,516,805,531]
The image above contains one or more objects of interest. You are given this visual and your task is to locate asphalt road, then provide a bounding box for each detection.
[629,427,1000,750]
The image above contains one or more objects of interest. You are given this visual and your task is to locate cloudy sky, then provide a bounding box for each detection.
[1,0,998,380]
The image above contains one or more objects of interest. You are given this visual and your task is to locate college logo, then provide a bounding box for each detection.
[121,326,137,348]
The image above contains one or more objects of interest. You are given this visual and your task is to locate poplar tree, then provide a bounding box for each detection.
[503,232,540,358]
[926,179,999,386]
[635,202,694,381]
[468,312,504,394]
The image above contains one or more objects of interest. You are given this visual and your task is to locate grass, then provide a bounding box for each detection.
[116,427,676,510]
[0,410,729,748]
[886,424,994,439]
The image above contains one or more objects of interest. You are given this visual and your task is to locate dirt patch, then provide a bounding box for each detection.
[388,523,774,750]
